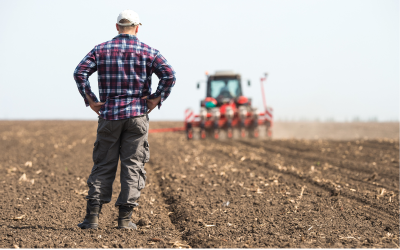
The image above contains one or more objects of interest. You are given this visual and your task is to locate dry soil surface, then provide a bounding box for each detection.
[0,121,398,248]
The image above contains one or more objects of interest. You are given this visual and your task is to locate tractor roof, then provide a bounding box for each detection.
[212,70,240,77]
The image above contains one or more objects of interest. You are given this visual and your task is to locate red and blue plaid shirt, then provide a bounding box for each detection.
[74,34,176,120]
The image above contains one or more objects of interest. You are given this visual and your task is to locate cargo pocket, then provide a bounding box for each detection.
[92,141,107,164]
[143,140,150,163]
[138,169,146,190]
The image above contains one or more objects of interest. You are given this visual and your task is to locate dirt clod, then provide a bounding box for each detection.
[137,218,150,226]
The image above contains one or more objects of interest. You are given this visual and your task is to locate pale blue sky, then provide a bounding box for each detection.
[0,0,398,121]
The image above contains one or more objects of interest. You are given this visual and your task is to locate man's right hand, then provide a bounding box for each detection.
[89,102,105,115]
[141,95,161,114]
[85,93,105,115]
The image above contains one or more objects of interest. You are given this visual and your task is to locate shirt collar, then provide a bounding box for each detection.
[113,34,138,40]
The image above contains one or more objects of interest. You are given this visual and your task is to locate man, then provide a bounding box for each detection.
[73,9,176,230]
[217,84,234,99]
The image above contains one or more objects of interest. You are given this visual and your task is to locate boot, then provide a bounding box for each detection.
[117,205,137,229]
[78,200,102,229]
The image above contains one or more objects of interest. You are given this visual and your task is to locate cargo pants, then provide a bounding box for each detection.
[86,114,149,207]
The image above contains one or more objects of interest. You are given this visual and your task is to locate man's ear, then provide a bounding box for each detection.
[135,25,139,34]
[116,23,120,32]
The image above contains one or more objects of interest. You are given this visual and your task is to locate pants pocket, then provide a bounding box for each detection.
[97,118,112,135]
[128,115,148,135]
[138,169,146,190]
[143,140,150,163]
[93,141,107,164]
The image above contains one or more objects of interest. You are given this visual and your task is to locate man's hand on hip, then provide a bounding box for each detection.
[141,95,161,114]
[89,102,105,115]
[85,93,105,115]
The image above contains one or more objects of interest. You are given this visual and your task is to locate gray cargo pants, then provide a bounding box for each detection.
[86,114,149,207]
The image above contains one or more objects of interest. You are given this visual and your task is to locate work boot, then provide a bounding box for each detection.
[117,205,137,230]
[78,200,102,229]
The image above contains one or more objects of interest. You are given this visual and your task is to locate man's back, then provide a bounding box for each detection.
[74,34,175,120]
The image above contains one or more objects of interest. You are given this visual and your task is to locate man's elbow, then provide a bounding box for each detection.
[73,68,85,82]
[73,68,80,81]
[168,75,176,87]
[170,71,176,81]
[162,73,176,82]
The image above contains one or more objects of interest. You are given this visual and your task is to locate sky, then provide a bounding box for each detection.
[0,0,398,121]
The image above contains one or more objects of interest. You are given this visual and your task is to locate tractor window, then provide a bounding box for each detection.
[227,79,240,97]
[210,79,241,99]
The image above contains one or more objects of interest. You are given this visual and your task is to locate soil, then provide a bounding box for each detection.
[0,121,398,248]
[272,121,399,140]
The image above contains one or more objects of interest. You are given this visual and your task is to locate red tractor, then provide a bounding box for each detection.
[184,71,273,140]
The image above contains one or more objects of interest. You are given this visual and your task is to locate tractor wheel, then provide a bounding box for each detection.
[200,129,206,139]
[227,128,233,139]
[214,130,219,139]
[186,128,193,140]
[253,127,259,138]
[240,128,246,138]
[264,122,272,139]
[267,126,272,138]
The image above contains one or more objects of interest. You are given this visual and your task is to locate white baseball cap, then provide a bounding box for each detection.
[117,10,142,26]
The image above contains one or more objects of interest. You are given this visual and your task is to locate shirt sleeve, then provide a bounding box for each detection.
[148,52,176,109]
[73,48,99,106]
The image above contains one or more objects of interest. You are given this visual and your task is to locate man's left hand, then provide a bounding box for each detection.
[141,95,161,114]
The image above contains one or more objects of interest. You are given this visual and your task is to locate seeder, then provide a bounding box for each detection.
[183,71,273,140]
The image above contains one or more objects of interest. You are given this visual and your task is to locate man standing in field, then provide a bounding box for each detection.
[73,10,176,229]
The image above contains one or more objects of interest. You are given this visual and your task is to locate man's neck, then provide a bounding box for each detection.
[119,31,136,36]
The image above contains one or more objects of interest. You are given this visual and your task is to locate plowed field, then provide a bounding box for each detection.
[0,121,398,248]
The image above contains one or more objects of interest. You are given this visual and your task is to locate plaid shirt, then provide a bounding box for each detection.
[73,34,176,120]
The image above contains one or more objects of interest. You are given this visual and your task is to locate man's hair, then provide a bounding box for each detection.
[118,18,137,31]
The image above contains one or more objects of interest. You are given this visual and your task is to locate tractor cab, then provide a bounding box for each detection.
[208,75,241,103]
[200,71,250,108]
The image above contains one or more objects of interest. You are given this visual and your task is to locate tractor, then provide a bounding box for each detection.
[184,71,273,140]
